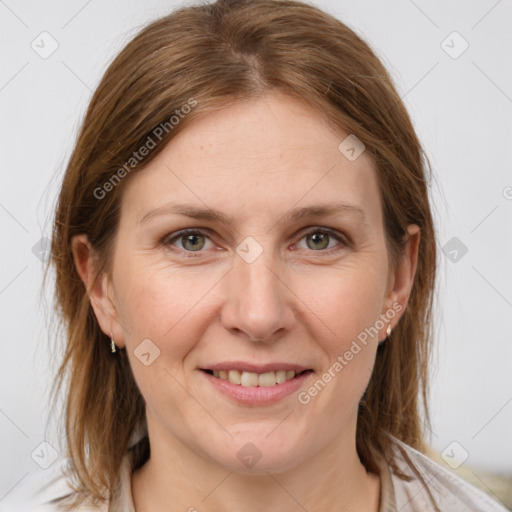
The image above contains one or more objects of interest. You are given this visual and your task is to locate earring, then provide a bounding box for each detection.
[110,332,117,353]
[386,324,392,337]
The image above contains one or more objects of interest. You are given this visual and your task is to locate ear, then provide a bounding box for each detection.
[71,234,125,348]
[379,224,421,340]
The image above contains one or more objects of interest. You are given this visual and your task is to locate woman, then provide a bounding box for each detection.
[4,0,507,510]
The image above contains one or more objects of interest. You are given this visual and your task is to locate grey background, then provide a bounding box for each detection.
[1,0,511,501]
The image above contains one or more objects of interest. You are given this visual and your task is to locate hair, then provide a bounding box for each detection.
[48,0,437,507]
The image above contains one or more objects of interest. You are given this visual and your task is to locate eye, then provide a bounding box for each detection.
[164,229,215,254]
[295,227,347,252]
[162,226,348,258]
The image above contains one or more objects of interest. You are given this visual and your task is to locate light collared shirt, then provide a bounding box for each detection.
[1,434,508,511]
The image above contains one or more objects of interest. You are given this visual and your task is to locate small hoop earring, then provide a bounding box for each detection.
[386,324,392,337]
[110,332,117,353]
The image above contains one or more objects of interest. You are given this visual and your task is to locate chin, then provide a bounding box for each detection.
[205,431,307,475]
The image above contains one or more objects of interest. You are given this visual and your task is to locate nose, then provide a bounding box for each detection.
[220,248,296,343]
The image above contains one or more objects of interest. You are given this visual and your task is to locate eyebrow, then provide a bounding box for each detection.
[138,201,367,227]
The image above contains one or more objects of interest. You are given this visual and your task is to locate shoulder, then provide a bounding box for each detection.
[0,459,107,512]
[387,434,509,512]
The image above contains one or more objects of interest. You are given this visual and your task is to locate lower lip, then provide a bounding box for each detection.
[200,370,313,405]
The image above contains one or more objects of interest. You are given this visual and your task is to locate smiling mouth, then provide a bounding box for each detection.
[201,368,313,387]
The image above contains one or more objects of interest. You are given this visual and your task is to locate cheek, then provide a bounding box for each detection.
[113,261,216,412]
[297,260,387,344]
[113,257,220,357]
[294,261,386,403]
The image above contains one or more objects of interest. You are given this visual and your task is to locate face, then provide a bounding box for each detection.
[80,92,418,474]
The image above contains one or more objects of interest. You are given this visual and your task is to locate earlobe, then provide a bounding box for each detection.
[71,234,122,346]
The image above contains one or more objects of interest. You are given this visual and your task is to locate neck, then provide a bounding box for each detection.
[131,414,381,512]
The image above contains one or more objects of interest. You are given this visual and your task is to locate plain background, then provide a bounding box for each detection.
[1,0,511,502]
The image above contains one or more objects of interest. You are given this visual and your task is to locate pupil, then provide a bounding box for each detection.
[309,233,328,250]
[184,234,203,251]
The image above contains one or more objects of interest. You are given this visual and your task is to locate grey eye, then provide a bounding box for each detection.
[296,228,344,252]
[180,233,206,251]
[305,232,330,250]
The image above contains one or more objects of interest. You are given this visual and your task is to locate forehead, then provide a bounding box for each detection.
[121,92,383,230]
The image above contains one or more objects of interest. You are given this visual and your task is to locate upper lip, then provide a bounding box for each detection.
[201,362,312,373]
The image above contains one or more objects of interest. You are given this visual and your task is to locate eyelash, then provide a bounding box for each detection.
[162,227,349,258]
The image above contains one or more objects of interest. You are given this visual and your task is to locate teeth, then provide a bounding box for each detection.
[241,372,259,387]
[275,370,287,384]
[213,369,300,386]
[258,372,276,387]
[228,369,241,385]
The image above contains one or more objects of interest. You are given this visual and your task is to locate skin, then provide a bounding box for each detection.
[72,91,420,512]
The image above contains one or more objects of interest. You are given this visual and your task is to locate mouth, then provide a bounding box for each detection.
[198,363,315,405]
[200,368,314,388]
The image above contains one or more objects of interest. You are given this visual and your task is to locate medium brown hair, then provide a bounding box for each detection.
[48,0,437,507]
